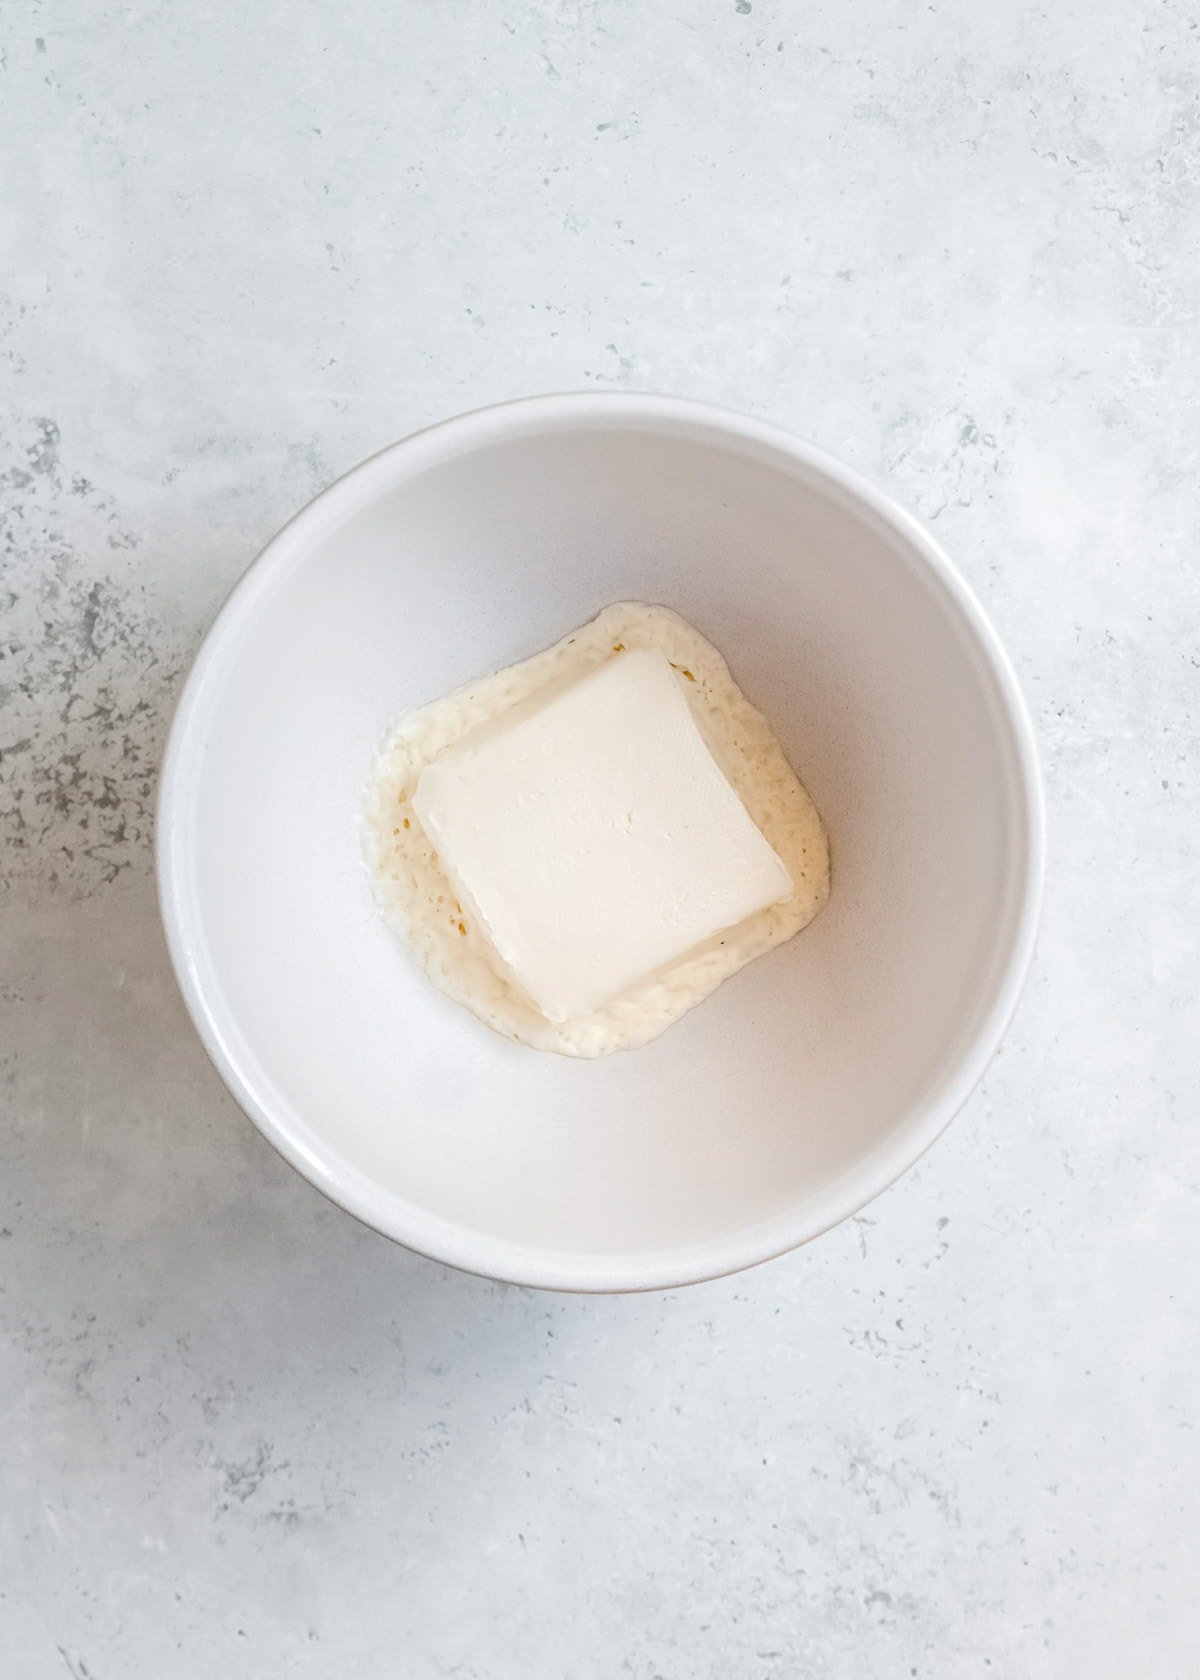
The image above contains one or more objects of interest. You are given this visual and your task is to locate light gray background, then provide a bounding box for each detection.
[2,2,1197,1675]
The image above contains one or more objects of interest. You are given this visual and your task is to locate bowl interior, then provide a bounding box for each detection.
[163,401,1038,1289]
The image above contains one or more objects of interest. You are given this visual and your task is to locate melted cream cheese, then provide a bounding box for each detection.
[362,603,830,1057]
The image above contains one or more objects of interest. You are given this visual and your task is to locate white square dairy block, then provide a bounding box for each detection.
[412,648,793,1022]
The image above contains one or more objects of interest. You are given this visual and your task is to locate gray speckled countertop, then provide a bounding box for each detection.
[2,3,1198,1675]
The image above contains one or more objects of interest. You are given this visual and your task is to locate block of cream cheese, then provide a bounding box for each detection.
[411,648,793,1022]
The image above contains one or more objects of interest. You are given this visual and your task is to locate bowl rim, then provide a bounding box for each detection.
[157,391,1046,1293]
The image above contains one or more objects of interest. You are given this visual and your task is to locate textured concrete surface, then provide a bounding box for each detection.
[2,2,1198,1675]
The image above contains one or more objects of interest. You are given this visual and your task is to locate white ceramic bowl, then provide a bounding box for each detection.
[158,394,1043,1292]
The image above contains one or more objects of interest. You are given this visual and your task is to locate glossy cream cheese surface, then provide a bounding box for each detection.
[412,647,793,1023]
